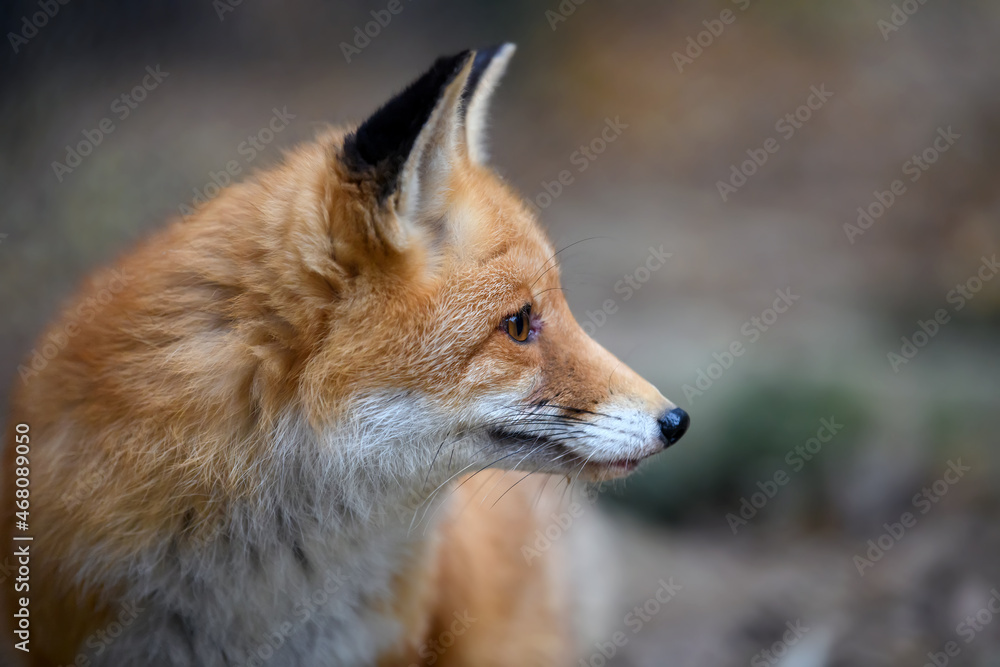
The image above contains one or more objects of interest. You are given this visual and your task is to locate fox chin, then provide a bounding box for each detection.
[4,45,689,666]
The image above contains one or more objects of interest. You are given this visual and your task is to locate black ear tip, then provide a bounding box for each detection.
[435,49,476,74]
[342,49,474,195]
[340,45,515,200]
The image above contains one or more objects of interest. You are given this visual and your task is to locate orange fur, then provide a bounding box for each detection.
[3,48,682,666]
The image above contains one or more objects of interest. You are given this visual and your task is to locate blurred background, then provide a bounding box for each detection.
[2,0,1000,664]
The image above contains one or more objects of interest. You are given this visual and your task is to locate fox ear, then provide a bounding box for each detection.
[461,43,516,164]
[342,51,474,239]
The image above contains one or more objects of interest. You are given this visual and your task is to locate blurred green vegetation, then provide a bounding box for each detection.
[604,367,999,530]
[604,377,871,524]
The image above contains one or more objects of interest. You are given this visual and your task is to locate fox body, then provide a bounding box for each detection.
[4,46,688,666]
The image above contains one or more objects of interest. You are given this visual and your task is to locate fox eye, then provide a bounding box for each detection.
[504,304,532,343]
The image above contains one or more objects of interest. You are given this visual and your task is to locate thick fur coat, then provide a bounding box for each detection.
[4,46,687,666]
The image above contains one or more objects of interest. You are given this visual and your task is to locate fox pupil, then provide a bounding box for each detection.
[506,307,530,342]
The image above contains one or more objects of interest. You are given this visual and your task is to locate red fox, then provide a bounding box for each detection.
[4,45,689,666]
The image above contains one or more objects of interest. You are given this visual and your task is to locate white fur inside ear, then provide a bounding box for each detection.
[465,43,516,165]
[396,56,474,226]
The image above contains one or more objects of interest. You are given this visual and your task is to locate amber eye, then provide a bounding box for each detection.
[504,305,532,343]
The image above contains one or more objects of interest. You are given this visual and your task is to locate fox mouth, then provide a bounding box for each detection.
[487,428,649,478]
[487,428,563,458]
[591,457,643,473]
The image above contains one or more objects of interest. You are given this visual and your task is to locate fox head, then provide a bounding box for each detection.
[274,45,689,488]
[3,45,688,667]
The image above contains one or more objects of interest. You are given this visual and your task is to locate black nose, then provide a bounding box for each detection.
[659,408,690,446]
